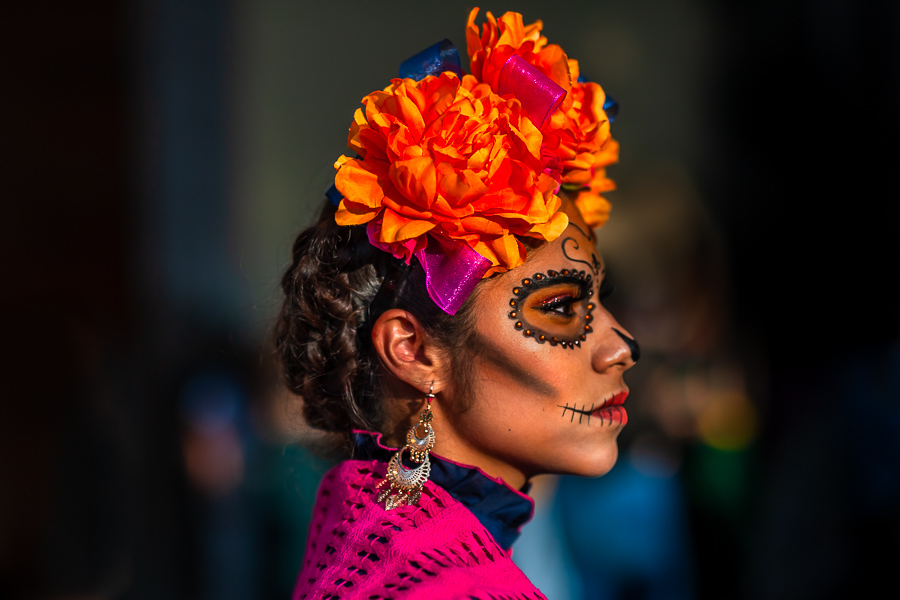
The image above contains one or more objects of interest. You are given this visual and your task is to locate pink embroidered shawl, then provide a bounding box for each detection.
[293,459,547,599]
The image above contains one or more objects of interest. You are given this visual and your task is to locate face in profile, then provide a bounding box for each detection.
[434,200,638,488]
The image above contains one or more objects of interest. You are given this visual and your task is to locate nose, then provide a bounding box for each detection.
[612,327,641,362]
[591,311,639,373]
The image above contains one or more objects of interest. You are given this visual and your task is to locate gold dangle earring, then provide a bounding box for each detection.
[377,385,436,510]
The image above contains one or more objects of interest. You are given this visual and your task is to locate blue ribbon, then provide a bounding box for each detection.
[603,95,618,123]
[399,39,462,80]
[326,183,342,207]
[330,42,462,206]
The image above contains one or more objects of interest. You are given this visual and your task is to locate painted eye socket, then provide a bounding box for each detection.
[508,270,596,348]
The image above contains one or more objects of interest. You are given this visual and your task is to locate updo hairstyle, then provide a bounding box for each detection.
[276,201,478,446]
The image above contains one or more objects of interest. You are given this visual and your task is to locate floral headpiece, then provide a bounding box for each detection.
[329,8,618,315]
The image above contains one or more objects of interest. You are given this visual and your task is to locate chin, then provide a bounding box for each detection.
[559,442,620,478]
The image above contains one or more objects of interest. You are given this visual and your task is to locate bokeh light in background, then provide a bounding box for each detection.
[2,1,898,599]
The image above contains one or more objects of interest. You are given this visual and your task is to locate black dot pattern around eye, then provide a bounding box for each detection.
[507,270,595,349]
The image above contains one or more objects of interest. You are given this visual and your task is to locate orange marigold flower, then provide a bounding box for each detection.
[466,7,619,228]
[574,168,615,230]
[334,71,568,276]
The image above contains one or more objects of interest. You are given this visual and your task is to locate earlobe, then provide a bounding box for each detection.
[371,309,442,392]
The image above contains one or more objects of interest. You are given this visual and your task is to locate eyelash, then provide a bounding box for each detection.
[536,277,611,314]
[537,293,582,315]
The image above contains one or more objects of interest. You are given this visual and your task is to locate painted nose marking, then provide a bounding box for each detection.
[611,327,640,363]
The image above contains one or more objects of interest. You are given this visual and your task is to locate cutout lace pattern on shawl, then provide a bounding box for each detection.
[293,461,546,600]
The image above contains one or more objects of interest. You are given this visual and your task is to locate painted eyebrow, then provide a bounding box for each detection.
[512,274,591,297]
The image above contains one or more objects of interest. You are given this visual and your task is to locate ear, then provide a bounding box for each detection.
[371,309,446,394]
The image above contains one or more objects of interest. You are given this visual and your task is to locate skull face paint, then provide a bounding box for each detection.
[507,269,595,348]
[558,390,629,426]
[429,198,636,489]
[508,265,616,348]
[612,327,641,363]
[562,236,602,276]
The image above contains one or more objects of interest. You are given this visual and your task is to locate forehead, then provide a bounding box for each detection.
[533,220,602,271]
[532,195,602,269]
[481,221,604,296]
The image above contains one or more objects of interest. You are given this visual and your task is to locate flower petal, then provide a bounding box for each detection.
[379,207,435,243]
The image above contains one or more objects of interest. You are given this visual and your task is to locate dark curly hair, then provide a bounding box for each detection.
[275,201,479,450]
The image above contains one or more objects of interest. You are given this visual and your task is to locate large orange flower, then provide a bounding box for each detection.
[466,7,618,227]
[334,71,567,276]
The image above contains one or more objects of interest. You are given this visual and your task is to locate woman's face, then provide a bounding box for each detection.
[435,201,637,488]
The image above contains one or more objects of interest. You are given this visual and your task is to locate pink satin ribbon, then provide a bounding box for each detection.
[366,222,490,316]
[497,54,566,130]
[416,235,491,316]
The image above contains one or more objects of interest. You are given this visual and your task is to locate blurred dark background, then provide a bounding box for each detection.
[2,1,898,599]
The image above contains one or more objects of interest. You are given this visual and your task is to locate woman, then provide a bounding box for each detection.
[277,9,637,598]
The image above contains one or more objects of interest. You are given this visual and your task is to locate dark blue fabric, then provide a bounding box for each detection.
[353,431,532,551]
[398,39,462,81]
[603,95,619,123]
[325,183,342,206]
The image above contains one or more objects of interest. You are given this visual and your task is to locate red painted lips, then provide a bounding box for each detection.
[593,391,628,425]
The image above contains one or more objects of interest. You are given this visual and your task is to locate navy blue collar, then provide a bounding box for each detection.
[352,431,533,551]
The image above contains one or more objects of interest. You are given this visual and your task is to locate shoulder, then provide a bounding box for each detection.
[293,460,546,600]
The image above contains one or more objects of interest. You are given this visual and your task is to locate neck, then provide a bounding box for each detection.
[432,434,529,491]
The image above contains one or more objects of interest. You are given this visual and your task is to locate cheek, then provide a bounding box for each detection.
[471,312,572,401]
[467,272,596,406]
